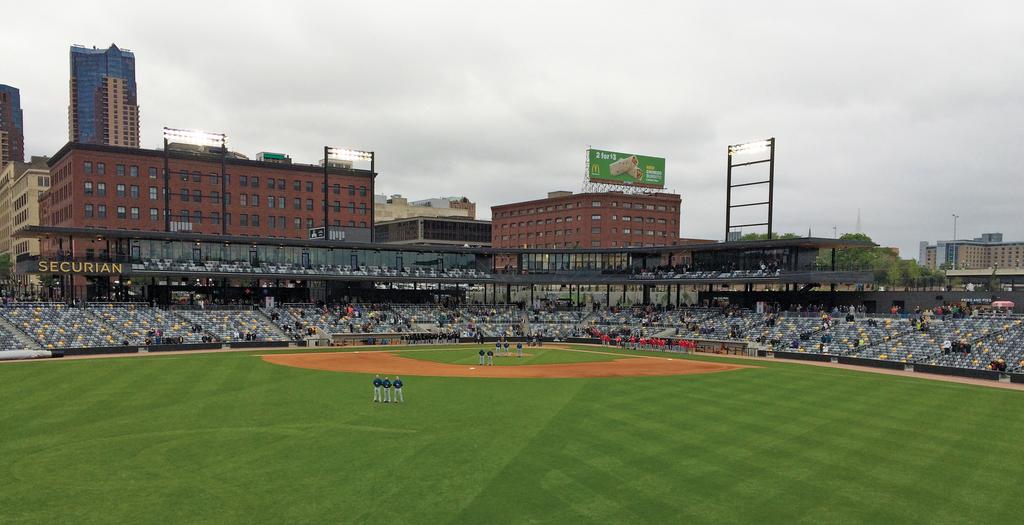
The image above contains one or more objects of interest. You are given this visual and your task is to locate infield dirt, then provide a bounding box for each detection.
[261,347,748,378]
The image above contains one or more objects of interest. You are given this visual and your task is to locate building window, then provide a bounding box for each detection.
[348,185,355,196]
[306,199,313,211]
[149,187,158,200]
[348,202,355,213]
[333,184,340,194]
[307,218,314,228]
[591,227,601,234]
[359,203,367,215]
[116,184,126,197]
[211,212,220,225]
[84,161,93,174]
[359,221,367,228]
[333,201,341,212]
[251,194,259,207]
[268,216,276,229]
[251,214,259,227]
[130,207,139,220]
[97,183,106,197]
[240,214,248,226]
[130,185,139,199]
[591,214,601,220]
[84,182,93,195]
[267,177,275,189]
[148,167,158,179]
[293,198,301,210]
[150,208,158,221]
[180,169,188,181]
[359,186,367,197]
[117,206,126,219]
[130,165,139,177]
[306,181,313,192]
[193,190,202,202]
[193,210,202,224]
[293,180,301,191]
[97,205,107,218]
[251,176,259,187]
[97,163,106,175]
[277,196,285,209]
[180,189,189,202]
[239,194,247,207]
[294,217,301,229]
[211,191,220,204]
[192,171,202,182]
[591,201,601,207]
[240,175,248,187]
[84,204,94,218]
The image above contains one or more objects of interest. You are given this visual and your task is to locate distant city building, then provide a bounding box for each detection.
[69,44,139,147]
[409,195,476,219]
[0,84,25,169]
[919,233,1024,269]
[0,156,50,283]
[491,190,682,249]
[374,194,476,222]
[375,216,491,246]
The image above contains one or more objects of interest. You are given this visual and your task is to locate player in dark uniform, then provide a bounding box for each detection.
[478,348,486,365]
[503,339,510,355]
[516,341,523,358]
[393,376,404,403]
[372,374,383,403]
[382,376,392,403]
[486,349,494,366]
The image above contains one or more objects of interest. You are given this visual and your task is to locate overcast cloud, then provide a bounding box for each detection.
[3,0,1022,257]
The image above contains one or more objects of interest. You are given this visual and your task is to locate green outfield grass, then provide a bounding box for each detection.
[2,345,1024,524]
[397,345,622,366]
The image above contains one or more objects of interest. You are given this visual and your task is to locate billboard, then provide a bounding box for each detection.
[588,149,665,188]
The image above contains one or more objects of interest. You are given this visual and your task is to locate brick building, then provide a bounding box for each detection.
[42,142,376,257]
[491,191,682,249]
[0,157,50,277]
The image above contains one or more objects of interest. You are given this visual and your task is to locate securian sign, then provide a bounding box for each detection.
[37,261,125,274]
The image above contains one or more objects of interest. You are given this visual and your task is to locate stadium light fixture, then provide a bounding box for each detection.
[728,139,772,156]
[323,146,377,242]
[326,147,373,162]
[162,127,230,236]
[162,127,228,148]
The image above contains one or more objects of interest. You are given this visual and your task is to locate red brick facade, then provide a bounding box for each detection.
[491,191,682,249]
[43,143,375,240]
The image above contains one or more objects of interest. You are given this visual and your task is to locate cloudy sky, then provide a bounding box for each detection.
[3,1,1022,257]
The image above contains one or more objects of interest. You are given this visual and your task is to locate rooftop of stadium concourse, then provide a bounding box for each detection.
[16,226,874,256]
[45,142,376,180]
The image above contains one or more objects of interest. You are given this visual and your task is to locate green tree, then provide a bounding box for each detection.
[739,232,802,241]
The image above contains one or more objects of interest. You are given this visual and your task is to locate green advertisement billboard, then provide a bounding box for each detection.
[588,149,665,188]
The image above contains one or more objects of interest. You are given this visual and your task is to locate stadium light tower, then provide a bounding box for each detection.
[323,146,375,241]
[163,127,229,234]
[725,138,775,241]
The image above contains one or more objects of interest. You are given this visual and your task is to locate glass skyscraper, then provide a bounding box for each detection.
[69,44,139,147]
[0,84,24,168]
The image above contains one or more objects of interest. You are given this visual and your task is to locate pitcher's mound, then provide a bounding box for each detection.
[262,351,748,378]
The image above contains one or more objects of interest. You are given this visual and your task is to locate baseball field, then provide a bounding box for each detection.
[2,344,1023,524]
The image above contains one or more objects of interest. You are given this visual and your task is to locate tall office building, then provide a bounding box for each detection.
[0,84,25,169]
[69,44,139,147]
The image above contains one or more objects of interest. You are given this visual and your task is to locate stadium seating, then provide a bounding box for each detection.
[90,303,205,344]
[0,303,128,349]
